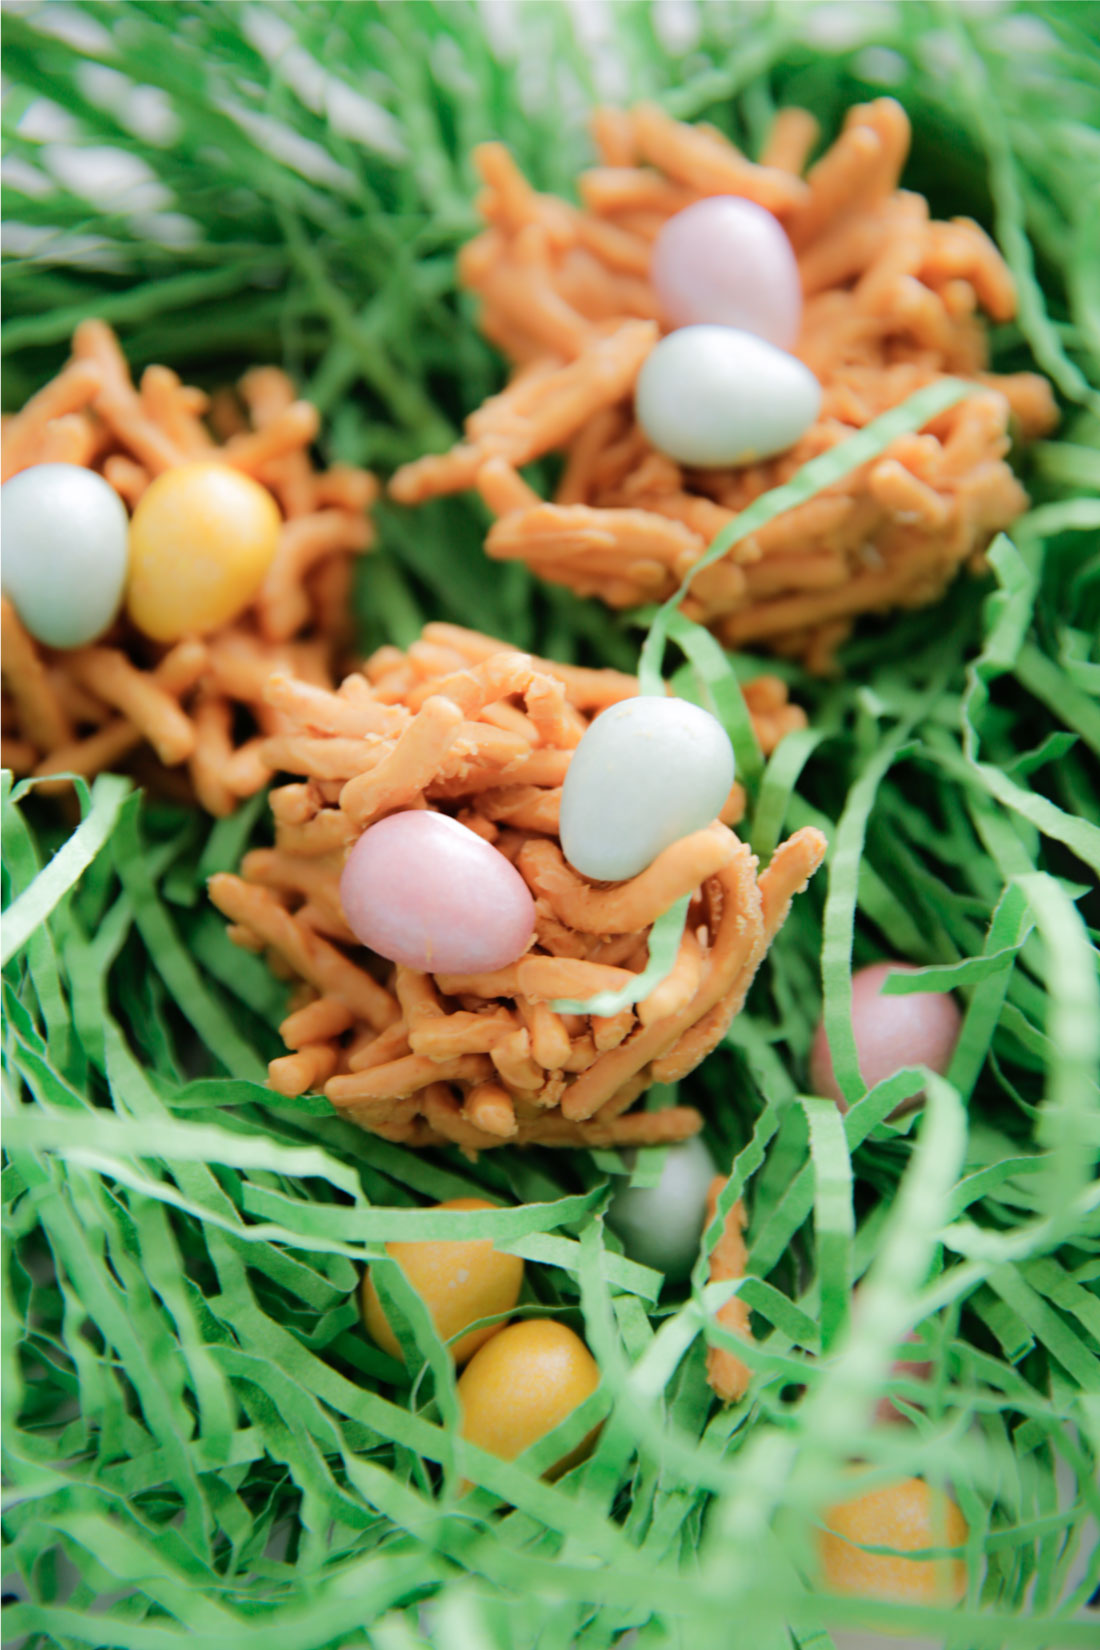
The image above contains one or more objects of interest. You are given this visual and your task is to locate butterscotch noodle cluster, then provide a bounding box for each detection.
[391,100,1057,669]
[1,322,376,812]
[209,625,826,1150]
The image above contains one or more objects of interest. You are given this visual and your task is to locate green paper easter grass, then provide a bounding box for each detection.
[3,2,1100,1647]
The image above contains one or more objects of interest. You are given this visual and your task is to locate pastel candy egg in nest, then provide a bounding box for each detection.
[635,325,822,469]
[650,196,802,347]
[607,1135,716,1281]
[361,1197,524,1366]
[810,960,962,1114]
[127,461,281,642]
[818,1476,968,1605]
[559,696,735,882]
[339,809,537,974]
[457,1319,601,1481]
[0,463,130,649]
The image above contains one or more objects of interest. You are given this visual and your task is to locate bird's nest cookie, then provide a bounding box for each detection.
[390,100,1056,669]
[1,321,376,813]
[209,624,826,1151]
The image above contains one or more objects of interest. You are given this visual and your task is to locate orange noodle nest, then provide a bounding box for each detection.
[208,623,826,1151]
[390,99,1057,670]
[0,321,377,813]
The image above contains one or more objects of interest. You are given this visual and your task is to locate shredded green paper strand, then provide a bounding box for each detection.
[3,3,1099,1647]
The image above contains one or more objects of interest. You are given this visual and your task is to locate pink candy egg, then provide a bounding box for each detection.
[876,1331,934,1423]
[852,1289,934,1422]
[650,196,802,348]
[810,961,962,1114]
[339,811,536,975]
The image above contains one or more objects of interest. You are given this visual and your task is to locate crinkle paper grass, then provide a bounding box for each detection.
[2,3,1099,1648]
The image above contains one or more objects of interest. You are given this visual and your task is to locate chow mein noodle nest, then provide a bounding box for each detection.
[390,99,1057,670]
[0,321,377,813]
[208,624,826,1151]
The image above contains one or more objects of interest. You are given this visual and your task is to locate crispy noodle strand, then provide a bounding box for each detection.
[704,1176,754,1403]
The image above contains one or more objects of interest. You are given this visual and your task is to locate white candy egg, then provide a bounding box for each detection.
[650,196,802,348]
[635,325,821,469]
[608,1135,716,1281]
[559,696,734,882]
[1,463,130,649]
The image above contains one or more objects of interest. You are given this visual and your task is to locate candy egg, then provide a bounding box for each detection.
[852,1287,934,1421]
[559,696,734,882]
[607,1135,716,1281]
[361,1197,524,1366]
[819,1477,968,1604]
[127,461,281,641]
[651,196,802,348]
[457,1319,600,1479]
[876,1331,933,1423]
[339,810,536,973]
[0,463,129,648]
[810,961,962,1114]
[635,325,821,469]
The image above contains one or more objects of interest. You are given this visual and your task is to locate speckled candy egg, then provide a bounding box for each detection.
[650,196,802,348]
[127,461,281,641]
[810,961,962,1114]
[819,1477,968,1604]
[559,696,734,882]
[339,810,536,973]
[635,325,821,469]
[607,1135,716,1282]
[361,1197,524,1366]
[457,1319,601,1479]
[1,463,130,648]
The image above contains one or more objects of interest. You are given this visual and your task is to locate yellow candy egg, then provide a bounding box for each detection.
[819,1476,968,1605]
[457,1318,600,1479]
[361,1197,524,1366]
[126,462,281,641]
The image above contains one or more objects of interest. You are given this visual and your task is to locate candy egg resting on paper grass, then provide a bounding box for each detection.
[390,98,1057,670]
[208,623,826,1151]
[361,1197,525,1367]
[0,321,377,814]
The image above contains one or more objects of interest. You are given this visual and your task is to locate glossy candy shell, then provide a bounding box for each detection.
[1,463,130,649]
[559,696,734,882]
[457,1319,600,1479]
[361,1198,524,1366]
[635,325,821,469]
[650,195,802,347]
[607,1135,716,1281]
[339,810,536,974]
[819,1477,968,1604]
[810,961,962,1113]
[126,462,281,642]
